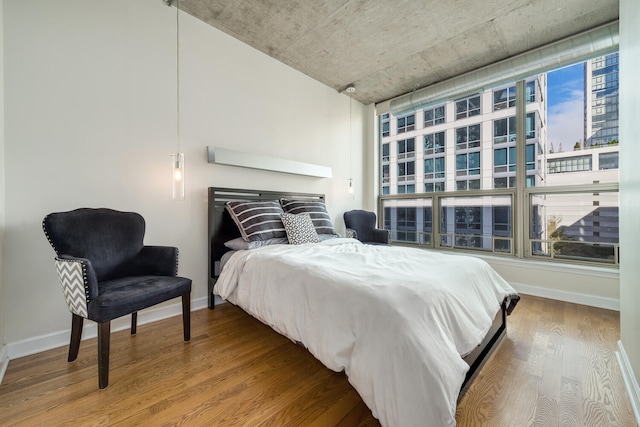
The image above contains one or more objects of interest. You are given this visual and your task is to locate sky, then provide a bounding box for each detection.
[546,63,585,152]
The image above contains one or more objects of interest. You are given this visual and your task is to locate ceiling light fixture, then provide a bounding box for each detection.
[166,0,185,200]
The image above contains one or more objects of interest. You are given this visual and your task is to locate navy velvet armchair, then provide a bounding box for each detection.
[343,210,390,245]
[42,208,192,389]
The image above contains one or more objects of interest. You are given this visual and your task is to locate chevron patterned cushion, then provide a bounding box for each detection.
[56,258,89,317]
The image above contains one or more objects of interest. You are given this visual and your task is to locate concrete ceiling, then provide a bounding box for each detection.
[177,0,619,105]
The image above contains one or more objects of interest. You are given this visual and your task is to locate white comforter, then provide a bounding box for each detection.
[214,238,517,427]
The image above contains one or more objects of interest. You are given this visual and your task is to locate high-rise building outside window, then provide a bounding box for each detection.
[379,53,619,265]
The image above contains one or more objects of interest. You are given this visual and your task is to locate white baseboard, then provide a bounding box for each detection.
[616,340,640,425]
[510,281,619,311]
[6,296,209,360]
[0,345,9,385]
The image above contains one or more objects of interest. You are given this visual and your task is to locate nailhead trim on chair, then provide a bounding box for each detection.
[42,216,58,254]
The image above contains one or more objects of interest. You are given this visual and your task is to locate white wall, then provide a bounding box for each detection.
[0,0,8,376]
[2,0,364,356]
[619,0,640,414]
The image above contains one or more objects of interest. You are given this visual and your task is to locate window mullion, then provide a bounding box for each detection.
[515,80,526,258]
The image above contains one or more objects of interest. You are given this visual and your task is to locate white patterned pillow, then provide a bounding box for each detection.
[281,212,320,245]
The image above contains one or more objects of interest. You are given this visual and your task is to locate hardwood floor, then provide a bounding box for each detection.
[0,295,635,426]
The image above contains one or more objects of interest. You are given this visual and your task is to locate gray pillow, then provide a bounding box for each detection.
[281,212,320,245]
[280,199,338,235]
[225,200,287,242]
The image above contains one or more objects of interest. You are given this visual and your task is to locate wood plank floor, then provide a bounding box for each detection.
[0,295,635,426]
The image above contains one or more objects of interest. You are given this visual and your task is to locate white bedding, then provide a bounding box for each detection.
[214,238,517,427]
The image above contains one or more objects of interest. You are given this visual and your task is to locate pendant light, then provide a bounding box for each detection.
[169,0,185,200]
[346,84,355,197]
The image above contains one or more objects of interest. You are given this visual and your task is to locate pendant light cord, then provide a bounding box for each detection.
[176,0,181,154]
[349,91,352,178]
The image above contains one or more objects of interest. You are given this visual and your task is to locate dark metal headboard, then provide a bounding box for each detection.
[208,187,325,308]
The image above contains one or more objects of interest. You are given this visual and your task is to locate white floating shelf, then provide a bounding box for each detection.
[207,146,332,178]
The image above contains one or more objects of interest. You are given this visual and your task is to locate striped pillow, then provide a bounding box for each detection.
[280,199,338,235]
[225,200,287,242]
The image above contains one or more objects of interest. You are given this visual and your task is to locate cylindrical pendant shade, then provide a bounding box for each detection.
[172,153,185,200]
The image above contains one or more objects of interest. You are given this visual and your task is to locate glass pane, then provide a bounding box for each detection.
[381,198,433,245]
[424,110,433,121]
[456,128,467,144]
[440,195,513,253]
[494,118,507,139]
[425,134,434,150]
[456,154,467,170]
[530,191,618,263]
[469,152,480,169]
[599,152,619,169]
[494,148,507,166]
[407,161,415,175]
[469,124,480,142]
[545,53,619,186]
[425,159,434,173]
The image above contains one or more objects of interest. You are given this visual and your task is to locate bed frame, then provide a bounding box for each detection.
[207,186,510,395]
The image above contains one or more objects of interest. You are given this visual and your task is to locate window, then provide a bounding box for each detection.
[456,124,481,150]
[525,80,536,103]
[494,86,516,110]
[526,112,536,139]
[424,105,445,127]
[425,182,445,192]
[425,157,445,179]
[456,152,480,177]
[397,138,415,159]
[494,147,516,173]
[424,131,446,192]
[381,113,390,137]
[599,152,619,170]
[378,53,619,265]
[494,177,516,189]
[494,113,535,144]
[494,117,516,144]
[382,143,390,162]
[382,164,390,184]
[398,184,415,194]
[456,179,480,191]
[396,207,417,242]
[398,160,415,181]
[455,95,481,119]
[424,132,445,155]
[548,155,592,174]
[397,114,415,133]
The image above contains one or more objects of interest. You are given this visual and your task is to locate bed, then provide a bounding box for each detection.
[207,187,519,427]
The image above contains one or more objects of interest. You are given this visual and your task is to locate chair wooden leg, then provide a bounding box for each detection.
[68,314,84,362]
[182,293,191,342]
[97,322,111,389]
[131,312,137,335]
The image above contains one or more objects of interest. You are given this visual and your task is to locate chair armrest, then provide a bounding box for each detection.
[55,255,99,317]
[372,228,390,244]
[346,228,358,239]
[132,246,179,276]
